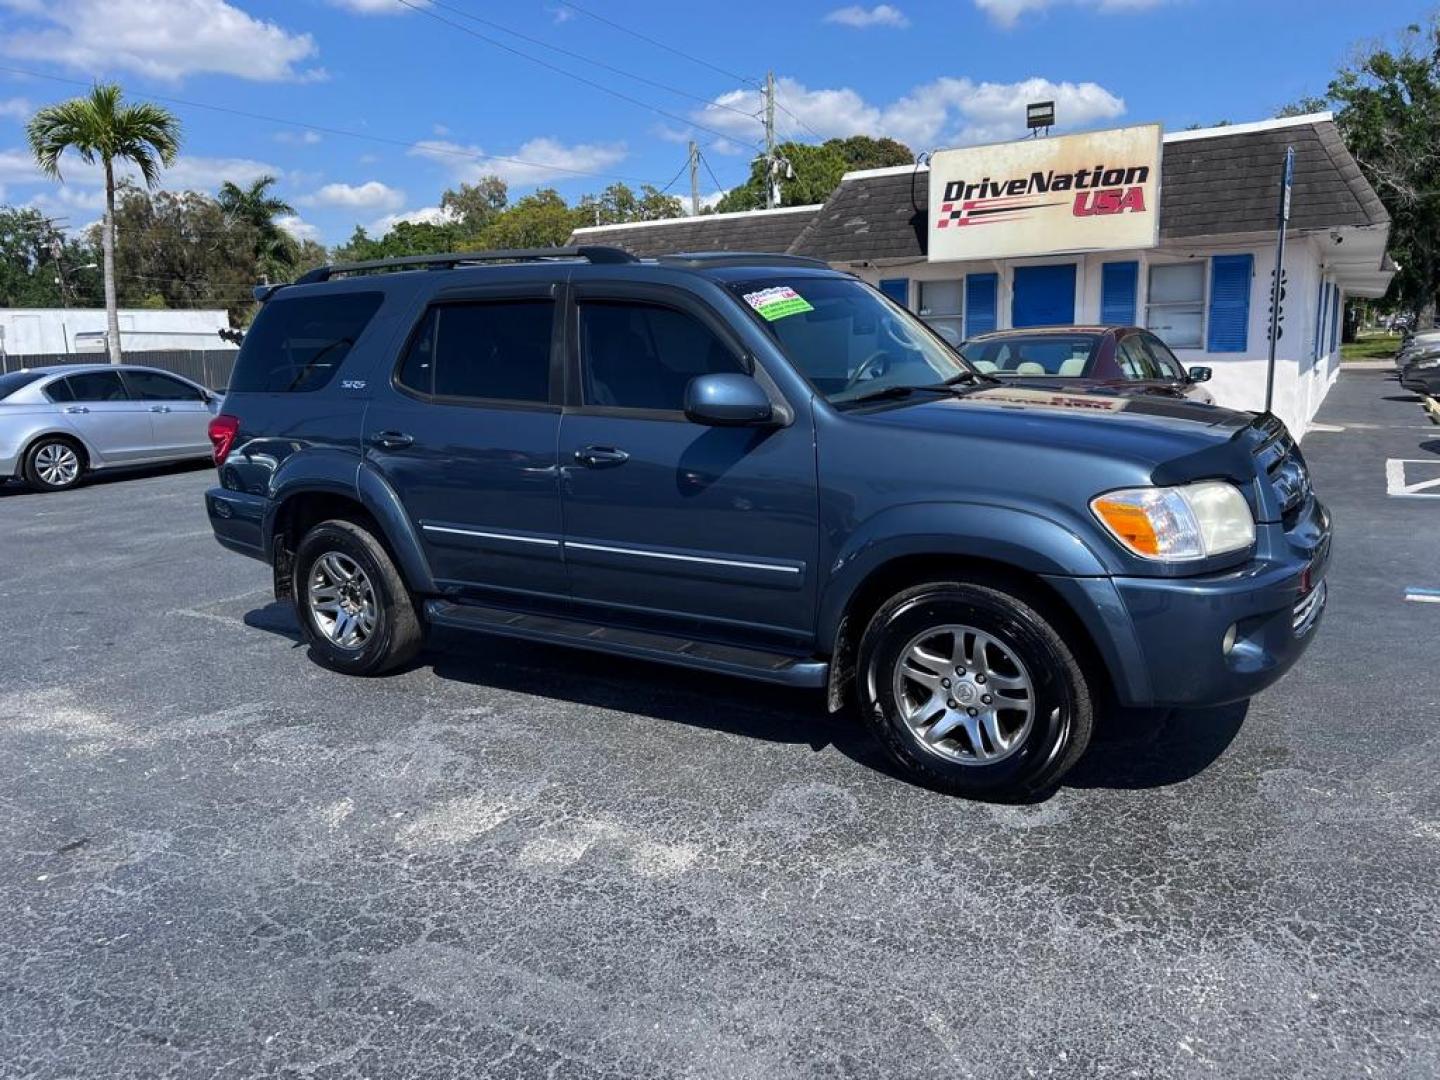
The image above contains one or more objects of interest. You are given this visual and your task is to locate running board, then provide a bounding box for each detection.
[424,600,828,688]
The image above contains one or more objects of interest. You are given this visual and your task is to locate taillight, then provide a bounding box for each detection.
[208,414,240,464]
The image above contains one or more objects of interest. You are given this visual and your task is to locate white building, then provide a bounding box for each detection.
[572,114,1393,438]
[0,307,232,358]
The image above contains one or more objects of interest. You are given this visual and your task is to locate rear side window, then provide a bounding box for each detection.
[579,300,743,411]
[396,301,553,404]
[62,371,129,401]
[122,370,206,401]
[0,370,47,400]
[229,292,383,393]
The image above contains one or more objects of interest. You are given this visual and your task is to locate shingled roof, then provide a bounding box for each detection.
[787,114,1389,264]
[569,204,822,258]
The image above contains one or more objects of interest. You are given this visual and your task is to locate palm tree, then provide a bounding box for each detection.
[27,83,181,365]
[218,175,298,284]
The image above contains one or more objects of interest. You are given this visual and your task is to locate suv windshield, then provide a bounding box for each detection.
[727,277,970,404]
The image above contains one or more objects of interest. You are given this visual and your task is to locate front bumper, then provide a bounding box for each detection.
[1045,499,1331,708]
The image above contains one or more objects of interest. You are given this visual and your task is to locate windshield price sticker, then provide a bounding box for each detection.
[743,286,814,322]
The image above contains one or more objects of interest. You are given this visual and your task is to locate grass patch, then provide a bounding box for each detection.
[1342,334,1399,361]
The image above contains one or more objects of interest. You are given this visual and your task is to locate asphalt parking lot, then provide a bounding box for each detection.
[2,368,1437,1079]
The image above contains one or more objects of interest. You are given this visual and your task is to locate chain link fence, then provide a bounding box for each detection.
[0,349,240,390]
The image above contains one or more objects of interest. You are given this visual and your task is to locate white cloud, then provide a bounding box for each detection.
[0,0,322,82]
[299,180,405,211]
[327,0,429,12]
[408,136,627,187]
[274,129,322,146]
[691,74,1125,150]
[548,4,574,23]
[0,97,32,121]
[276,214,321,243]
[367,205,454,235]
[974,0,1172,28]
[0,146,280,193]
[824,5,910,28]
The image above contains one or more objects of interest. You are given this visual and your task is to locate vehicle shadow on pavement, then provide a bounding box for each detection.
[0,458,212,499]
[242,602,1249,797]
[1065,701,1248,790]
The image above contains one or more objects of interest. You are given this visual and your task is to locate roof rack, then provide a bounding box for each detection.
[655,252,829,270]
[282,245,638,292]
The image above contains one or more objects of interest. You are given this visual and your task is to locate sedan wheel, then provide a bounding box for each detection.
[23,438,84,492]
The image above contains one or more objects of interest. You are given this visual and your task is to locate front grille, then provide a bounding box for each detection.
[1293,579,1326,636]
[1253,420,1312,522]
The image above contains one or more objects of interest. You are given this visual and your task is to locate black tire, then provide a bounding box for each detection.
[293,519,423,676]
[856,580,1094,800]
[22,436,85,492]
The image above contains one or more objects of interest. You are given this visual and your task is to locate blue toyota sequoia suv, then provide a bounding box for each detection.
[205,247,1330,799]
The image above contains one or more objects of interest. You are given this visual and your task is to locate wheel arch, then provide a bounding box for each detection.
[21,427,96,472]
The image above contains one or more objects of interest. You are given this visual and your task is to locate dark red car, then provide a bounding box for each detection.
[958,326,1215,403]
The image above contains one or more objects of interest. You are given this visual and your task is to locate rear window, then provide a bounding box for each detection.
[229,292,383,393]
[0,370,46,401]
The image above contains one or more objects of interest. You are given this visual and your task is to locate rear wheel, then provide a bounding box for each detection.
[293,519,422,675]
[22,436,84,492]
[857,580,1094,800]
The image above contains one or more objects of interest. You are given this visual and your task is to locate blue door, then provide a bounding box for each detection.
[558,285,819,645]
[1011,264,1077,328]
[364,290,569,598]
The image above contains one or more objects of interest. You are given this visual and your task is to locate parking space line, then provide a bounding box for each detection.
[1386,459,1440,498]
[1405,587,1440,605]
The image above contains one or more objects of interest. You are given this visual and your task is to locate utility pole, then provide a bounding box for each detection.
[764,70,777,209]
[688,140,701,216]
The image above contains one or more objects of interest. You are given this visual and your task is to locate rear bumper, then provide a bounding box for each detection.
[205,485,268,561]
[1045,501,1331,708]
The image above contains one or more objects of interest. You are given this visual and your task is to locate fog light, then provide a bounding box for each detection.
[1222,623,1238,655]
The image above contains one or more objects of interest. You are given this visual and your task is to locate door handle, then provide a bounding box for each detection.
[63,405,90,414]
[149,405,172,413]
[372,430,414,450]
[574,445,629,468]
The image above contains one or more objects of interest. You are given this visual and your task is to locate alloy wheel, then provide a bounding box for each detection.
[307,551,377,650]
[35,443,80,488]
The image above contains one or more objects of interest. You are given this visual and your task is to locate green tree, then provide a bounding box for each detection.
[1277,96,1330,118]
[333,218,463,262]
[1325,17,1440,322]
[469,188,586,249]
[715,136,914,213]
[105,185,260,325]
[576,182,684,226]
[440,176,508,234]
[27,82,181,363]
[0,206,101,308]
[218,174,297,283]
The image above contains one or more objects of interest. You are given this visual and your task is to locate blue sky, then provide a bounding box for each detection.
[0,0,1414,247]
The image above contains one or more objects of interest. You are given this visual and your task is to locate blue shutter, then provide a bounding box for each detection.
[1329,286,1342,352]
[1100,261,1139,325]
[1313,280,1328,361]
[1011,264,1077,328]
[965,273,998,335]
[1206,254,1253,353]
[878,278,909,307]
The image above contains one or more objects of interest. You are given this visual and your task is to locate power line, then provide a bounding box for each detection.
[419,0,756,122]
[554,0,761,90]
[391,0,761,152]
[0,64,689,188]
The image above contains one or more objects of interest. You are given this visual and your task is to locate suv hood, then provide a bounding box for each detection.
[860,384,1259,475]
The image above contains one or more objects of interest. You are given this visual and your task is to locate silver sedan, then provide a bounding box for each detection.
[0,364,220,492]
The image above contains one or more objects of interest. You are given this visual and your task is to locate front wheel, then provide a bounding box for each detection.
[856,580,1094,800]
[293,519,423,676]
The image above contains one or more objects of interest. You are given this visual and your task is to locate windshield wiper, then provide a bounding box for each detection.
[843,383,954,406]
[942,368,1001,387]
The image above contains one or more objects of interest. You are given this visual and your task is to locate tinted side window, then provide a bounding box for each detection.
[1116,338,1159,380]
[229,292,383,393]
[63,371,129,401]
[42,377,74,403]
[397,301,553,403]
[579,301,743,411]
[123,371,205,401]
[1140,333,1187,380]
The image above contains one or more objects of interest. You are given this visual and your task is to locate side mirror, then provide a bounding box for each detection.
[684,373,774,427]
[1187,366,1213,384]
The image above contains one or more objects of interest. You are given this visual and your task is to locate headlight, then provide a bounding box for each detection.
[1091,481,1255,561]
